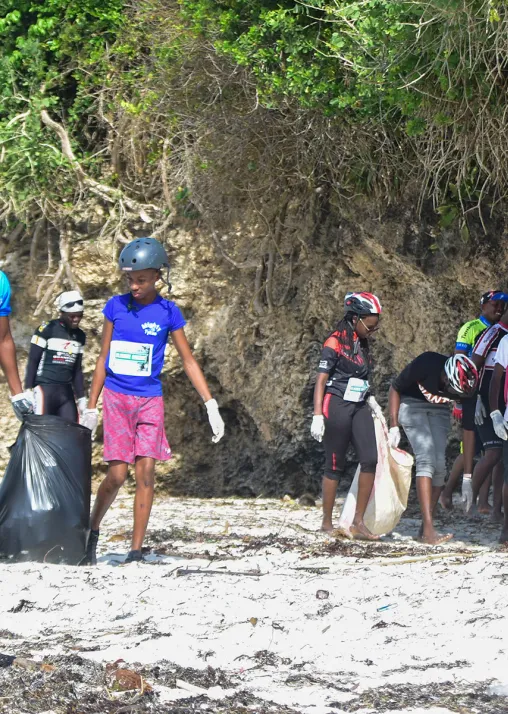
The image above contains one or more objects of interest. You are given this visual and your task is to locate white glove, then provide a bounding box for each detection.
[388,426,401,449]
[474,395,486,426]
[10,391,35,421]
[367,396,383,419]
[77,397,88,418]
[311,415,325,442]
[461,474,473,512]
[81,408,98,439]
[491,410,508,441]
[205,399,225,443]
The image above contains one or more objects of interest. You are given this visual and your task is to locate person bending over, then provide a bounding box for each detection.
[25,291,86,421]
[311,291,383,540]
[389,353,478,544]
[82,237,225,565]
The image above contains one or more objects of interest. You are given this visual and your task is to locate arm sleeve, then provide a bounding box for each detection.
[72,354,85,399]
[317,336,340,374]
[169,304,187,332]
[392,354,429,392]
[25,344,44,389]
[0,272,12,317]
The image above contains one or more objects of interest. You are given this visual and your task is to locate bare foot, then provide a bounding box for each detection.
[439,492,453,511]
[418,530,454,545]
[477,504,492,515]
[320,519,334,533]
[492,510,504,525]
[350,522,380,541]
[499,529,508,544]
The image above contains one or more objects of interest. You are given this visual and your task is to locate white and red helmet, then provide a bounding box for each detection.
[444,354,478,395]
[344,291,382,316]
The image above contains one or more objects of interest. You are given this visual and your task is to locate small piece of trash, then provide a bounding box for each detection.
[249,617,258,626]
[316,590,329,600]
[176,678,207,695]
[376,603,397,612]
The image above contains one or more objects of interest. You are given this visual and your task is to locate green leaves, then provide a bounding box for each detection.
[0,0,126,212]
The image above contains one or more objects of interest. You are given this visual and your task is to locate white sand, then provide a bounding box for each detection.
[1,494,508,712]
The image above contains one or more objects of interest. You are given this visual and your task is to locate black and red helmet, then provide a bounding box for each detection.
[444,354,478,395]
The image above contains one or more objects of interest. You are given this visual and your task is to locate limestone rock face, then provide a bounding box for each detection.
[0,199,502,496]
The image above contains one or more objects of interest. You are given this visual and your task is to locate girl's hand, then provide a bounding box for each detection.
[82,408,99,439]
[311,415,325,442]
[388,426,401,449]
[205,399,225,443]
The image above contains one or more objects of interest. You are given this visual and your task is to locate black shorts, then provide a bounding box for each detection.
[476,416,503,451]
[34,383,78,422]
[322,393,377,480]
[460,428,484,457]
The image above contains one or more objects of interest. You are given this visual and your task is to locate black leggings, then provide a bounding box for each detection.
[323,393,377,480]
[34,384,78,422]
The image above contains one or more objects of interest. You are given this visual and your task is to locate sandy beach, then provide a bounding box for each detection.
[1,493,507,713]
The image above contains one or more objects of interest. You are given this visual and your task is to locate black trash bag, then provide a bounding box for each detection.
[0,415,92,564]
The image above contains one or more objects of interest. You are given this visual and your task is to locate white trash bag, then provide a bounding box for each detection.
[337,412,413,536]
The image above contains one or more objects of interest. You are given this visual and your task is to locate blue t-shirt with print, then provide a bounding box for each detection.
[0,271,12,317]
[103,293,186,396]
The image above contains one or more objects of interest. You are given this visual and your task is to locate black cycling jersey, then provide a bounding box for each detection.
[25,319,86,394]
[392,352,456,404]
[317,329,370,399]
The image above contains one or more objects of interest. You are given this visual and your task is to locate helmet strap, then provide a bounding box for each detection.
[159,266,171,292]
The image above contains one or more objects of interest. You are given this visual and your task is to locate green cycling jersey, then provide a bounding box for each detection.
[455,315,492,356]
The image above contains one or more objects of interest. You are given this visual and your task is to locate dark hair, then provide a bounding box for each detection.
[330,311,371,365]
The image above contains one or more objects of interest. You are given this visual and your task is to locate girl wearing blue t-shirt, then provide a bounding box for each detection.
[82,238,224,564]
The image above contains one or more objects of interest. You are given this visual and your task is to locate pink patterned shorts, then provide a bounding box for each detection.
[102,387,172,464]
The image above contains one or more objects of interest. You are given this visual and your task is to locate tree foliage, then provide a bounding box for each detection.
[0,0,125,217]
[180,0,508,214]
[2,0,508,225]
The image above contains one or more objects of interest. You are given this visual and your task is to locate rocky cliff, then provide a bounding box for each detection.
[0,194,503,496]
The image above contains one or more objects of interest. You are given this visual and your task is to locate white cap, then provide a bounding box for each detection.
[57,290,84,313]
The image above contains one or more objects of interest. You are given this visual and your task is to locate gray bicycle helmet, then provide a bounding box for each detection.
[119,237,170,272]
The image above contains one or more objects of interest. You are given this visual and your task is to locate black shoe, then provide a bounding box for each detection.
[80,529,99,566]
[124,549,144,564]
